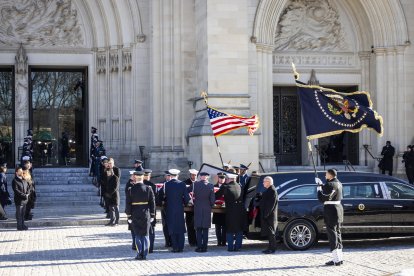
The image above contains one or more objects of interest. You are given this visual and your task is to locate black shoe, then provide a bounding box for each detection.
[177,249,183,253]
[135,255,143,260]
[220,243,226,246]
[141,255,147,261]
[23,225,28,230]
[201,248,207,253]
[189,243,197,247]
[0,217,8,221]
[233,249,240,252]
[149,249,153,254]
[227,249,234,252]
[195,248,202,252]
[262,249,275,254]
[105,222,114,226]
[325,260,341,266]
[171,249,178,253]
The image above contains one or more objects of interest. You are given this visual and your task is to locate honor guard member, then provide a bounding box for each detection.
[213,172,227,246]
[164,169,191,252]
[183,169,198,246]
[125,170,156,260]
[259,176,278,254]
[125,171,137,250]
[215,169,247,252]
[239,164,250,189]
[193,172,215,253]
[134,160,144,171]
[316,169,344,266]
[223,163,232,171]
[143,169,157,253]
[156,171,173,247]
[89,127,99,176]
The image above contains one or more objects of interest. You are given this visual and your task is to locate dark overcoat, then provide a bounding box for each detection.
[0,173,11,206]
[381,145,395,171]
[144,179,157,226]
[259,185,278,237]
[12,176,29,205]
[125,182,155,236]
[164,178,191,235]
[215,181,247,233]
[193,180,215,229]
[103,172,120,206]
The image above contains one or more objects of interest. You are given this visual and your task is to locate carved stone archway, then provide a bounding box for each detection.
[252,0,410,170]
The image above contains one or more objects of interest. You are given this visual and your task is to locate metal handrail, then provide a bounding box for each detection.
[362,145,382,166]
[343,160,356,171]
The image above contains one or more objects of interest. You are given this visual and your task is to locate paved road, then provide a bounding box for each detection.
[0,225,413,276]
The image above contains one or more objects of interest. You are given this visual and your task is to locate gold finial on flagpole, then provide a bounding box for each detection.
[292,62,300,80]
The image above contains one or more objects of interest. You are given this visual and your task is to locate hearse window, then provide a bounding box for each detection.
[280,185,316,200]
[343,183,382,199]
[385,183,414,199]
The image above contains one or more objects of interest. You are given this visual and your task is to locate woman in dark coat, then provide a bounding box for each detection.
[193,172,215,252]
[380,141,395,176]
[22,167,36,221]
[0,163,11,220]
[215,171,247,252]
[103,165,120,226]
[259,176,278,254]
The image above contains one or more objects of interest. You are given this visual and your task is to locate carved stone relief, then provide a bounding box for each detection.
[273,53,355,67]
[109,51,119,73]
[15,44,29,120]
[122,49,132,71]
[96,52,106,74]
[274,0,348,51]
[0,0,84,47]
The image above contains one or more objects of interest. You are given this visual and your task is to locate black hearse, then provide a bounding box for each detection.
[198,164,414,251]
[245,170,414,250]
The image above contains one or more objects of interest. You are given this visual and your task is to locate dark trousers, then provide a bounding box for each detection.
[131,230,136,248]
[268,233,277,251]
[170,233,185,251]
[406,167,414,184]
[326,222,343,251]
[149,224,155,252]
[135,235,149,257]
[108,204,119,224]
[215,224,226,245]
[226,232,243,251]
[382,169,393,176]
[185,212,197,245]
[15,203,27,230]
[196,228,209,250]
[0,203,6,219]
[161,209,171,246]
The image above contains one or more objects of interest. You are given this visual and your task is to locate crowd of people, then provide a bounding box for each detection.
[379,141,414,184]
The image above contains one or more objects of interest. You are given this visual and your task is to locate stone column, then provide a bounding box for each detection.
[358,51,373,167]
[373,47,387,155]
[256,43,275,170]
[188,0,259,170]
[14,44,30,165]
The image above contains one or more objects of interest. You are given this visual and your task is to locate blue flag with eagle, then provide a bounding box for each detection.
[295,80,383,140]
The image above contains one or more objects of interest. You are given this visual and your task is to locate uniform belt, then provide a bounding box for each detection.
[131,202,148,205]
[324,201,341,205]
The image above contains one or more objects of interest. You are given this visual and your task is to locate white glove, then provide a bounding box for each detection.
[127,218,132,224]
[315,177,323,185]
[317,185,322,192]
[150,218,154,223]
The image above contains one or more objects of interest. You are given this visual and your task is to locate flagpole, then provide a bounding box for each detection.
[201,91,225,169]
[308,141,318,178]
[214,136,225,169]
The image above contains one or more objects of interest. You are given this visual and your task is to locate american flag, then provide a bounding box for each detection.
[207,106,260,137]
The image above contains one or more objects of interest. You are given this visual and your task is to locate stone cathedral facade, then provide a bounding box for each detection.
[0,0,412,174]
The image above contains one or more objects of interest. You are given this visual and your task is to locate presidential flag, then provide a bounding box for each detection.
[296,80,383,140]
[207,106,259,137]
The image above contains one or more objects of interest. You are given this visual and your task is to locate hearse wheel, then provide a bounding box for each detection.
[283,219,317,251]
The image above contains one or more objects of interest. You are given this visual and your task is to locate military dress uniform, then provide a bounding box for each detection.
[164,169,191,252]
[125,171,156,260]
[317,175,344,266]
[143,169,157,253]
[193,173,215,252]
[184,173,197,246]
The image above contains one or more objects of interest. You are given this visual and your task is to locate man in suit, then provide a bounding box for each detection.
[380,141,395,176]
[156,171,172,247]
[259,176,278,254]
[12,167,29,231]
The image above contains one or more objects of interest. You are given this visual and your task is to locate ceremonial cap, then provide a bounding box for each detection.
[199,172,209,176]
[168,169,180,176]
[189,169,198,175]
